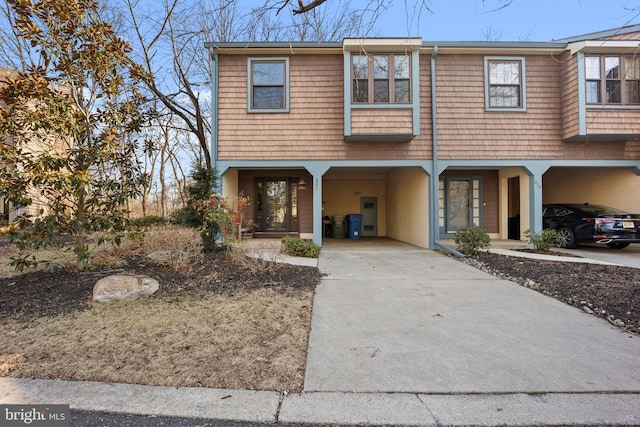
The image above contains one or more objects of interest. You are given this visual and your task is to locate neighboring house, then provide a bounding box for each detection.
[205,25,640,249]
[0,67,59,225]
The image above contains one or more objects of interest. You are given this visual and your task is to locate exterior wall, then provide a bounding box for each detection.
[499,168,532,240]
[386,167,429,248]
[351,108,413,136]
[435,53,640,160]
[217,53,432,161]
[585,110,640,136]
[543,167,640,213]
[561,52,580,140]
[322,170,387,237]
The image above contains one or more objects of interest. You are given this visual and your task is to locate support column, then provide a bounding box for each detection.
[306,164,330,247]
[524,165,549,234]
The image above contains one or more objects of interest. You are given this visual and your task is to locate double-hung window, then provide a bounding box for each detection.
[248,58,289,112]
[352,53,411,104]
[485,57,526,111]
[585,55,640,105]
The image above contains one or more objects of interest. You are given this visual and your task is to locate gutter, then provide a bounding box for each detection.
[429,46,439,250]
[435,240,465,258]
[209,47,218,170]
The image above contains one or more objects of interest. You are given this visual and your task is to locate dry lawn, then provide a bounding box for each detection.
[0,227,319,392]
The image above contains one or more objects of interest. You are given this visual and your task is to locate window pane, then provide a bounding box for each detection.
[626,80,640,104]
[253,86,284,108]
[373,55,388,78]
[394,79,410,103]
[353,55,368,79]
[253,62,284,85]
[489,62,520,85]
[625,56,640,80]
[606,80,621,103]
[374,79,389,102]
[353,79,368,102]
[489,85,519,107]
[394,55,410,78]
[585,57,600,79]
[605,57,620,79]
[586,80,600,103]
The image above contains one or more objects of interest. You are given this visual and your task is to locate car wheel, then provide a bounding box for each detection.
[557,227,577,248]
[606,242,630,249]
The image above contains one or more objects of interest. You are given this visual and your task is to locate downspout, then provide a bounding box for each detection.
[429,45,464,258]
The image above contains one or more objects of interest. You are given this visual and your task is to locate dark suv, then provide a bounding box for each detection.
[542,203,640,249]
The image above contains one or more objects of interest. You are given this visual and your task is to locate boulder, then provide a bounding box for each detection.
[93,274,159,303]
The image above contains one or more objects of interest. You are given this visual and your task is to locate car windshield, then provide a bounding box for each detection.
[568,204,628,215]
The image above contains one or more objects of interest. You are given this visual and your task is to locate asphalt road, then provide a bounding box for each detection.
[71,411,302,427]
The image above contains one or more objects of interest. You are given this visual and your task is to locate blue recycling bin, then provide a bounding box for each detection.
[346,214,362,239]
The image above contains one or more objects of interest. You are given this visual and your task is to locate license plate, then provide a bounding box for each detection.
[622,221,636,229]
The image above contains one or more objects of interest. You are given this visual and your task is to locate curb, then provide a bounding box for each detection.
[2,378,639,426]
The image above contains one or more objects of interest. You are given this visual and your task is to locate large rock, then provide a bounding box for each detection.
[93,274,159,303]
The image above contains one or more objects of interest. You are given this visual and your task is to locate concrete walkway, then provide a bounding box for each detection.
[2,240,639,426]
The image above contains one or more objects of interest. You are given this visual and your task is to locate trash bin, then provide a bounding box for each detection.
[346,214,362,239]
[331,215,345,239]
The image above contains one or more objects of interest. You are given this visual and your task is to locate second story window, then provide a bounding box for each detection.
[586,55,640,105]
[248,58,289,112]
[352,53,411,104]
[485,57,525,111]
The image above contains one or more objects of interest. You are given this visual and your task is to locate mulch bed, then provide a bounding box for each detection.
[0,254,321,320]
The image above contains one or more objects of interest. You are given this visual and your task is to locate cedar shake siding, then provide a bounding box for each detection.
[561,52,580,141]
[436,54,565,160]
[217,53,433,161]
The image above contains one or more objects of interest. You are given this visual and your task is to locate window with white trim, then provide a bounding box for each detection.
[352,53,411,104]
[248,58,289,112]
[484,57,526,111]
[585,55,640,105]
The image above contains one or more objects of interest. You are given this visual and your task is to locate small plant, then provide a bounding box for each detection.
[454,227,491,256]
[281,236,320,258]
[524,229,565,251]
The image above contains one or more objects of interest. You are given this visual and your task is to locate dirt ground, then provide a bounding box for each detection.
[1,242,638,393]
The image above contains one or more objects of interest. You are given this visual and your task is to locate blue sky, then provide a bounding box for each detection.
[370,0,640,41]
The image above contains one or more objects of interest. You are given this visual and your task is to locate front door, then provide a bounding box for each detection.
[440,177,482,235]
[360,197,377,237]
[255,178,298,233]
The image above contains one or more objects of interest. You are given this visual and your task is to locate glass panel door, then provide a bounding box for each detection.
[446,179,470,233]
[264,180,287,231]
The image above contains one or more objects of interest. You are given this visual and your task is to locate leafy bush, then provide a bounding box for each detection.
[454,227,491,256]
[130,215,167,229]
[524,228,565,251]
[281,237,320,258]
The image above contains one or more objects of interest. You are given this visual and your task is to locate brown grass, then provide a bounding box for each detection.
[1,288,313,392]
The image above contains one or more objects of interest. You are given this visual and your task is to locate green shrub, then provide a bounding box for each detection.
[454,227,491,256]
[524,228,564,251]
[281,236,320,258]
[129,215,167,229]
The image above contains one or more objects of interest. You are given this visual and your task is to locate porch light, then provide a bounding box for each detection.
[297,178,307,190]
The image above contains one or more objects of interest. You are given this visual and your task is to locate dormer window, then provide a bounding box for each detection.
[585,55,640,105]
[351,53,411,104]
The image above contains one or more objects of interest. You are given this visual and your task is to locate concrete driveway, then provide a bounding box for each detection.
[556,243,640,268]
[304,243,640,394]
